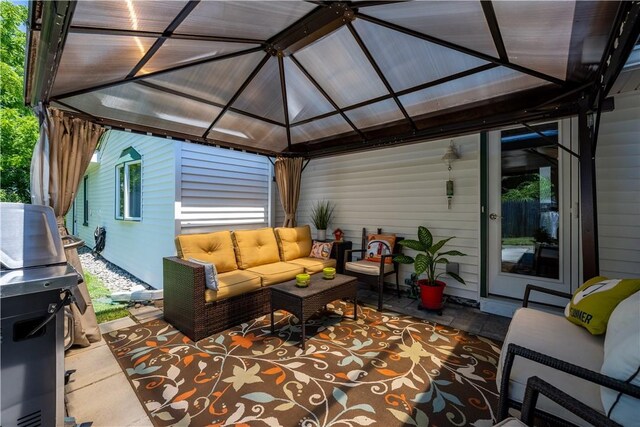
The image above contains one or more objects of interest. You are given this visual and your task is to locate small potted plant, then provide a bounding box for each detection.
[310,200,334,241]
[394,226,466,310]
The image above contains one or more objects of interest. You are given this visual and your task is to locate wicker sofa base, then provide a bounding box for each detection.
[163,257,272,341]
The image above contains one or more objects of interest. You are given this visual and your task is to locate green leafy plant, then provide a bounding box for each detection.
[394,225,466,286]
[310,200,335,230]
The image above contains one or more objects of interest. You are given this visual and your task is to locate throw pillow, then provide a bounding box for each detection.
[310,241,333,260]
[600,290,640,425]
[564,276,640,335]
[189,258,219,291]
[365,234,396,264]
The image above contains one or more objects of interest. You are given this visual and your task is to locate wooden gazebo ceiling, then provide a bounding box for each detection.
[25,1,640,158]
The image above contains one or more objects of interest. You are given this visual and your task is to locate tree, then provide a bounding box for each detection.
[1,1,38,203]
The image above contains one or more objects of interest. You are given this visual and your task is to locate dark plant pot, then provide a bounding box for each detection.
[418,279,446,310]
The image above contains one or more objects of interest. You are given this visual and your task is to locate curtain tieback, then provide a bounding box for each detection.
[285,213,295,221]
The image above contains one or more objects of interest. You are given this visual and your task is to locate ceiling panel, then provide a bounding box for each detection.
[291,114,354,144]
[63,82,221,137]
[208,111,288,152]
[364,1,498,58]
[345,99,405,130]
[295,26,388,108]
[140,39,260,75]
[176,1,316,40]
[145,51,266,106]
[353,19,488,92]
[493,1,576,81]
[53,33,155,97]
[72,1,188,32]
[400,67,548,119]
[284,57,336,124]
[231,56,285,124]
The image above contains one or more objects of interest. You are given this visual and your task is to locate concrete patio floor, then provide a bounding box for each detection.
[64,288,512,426]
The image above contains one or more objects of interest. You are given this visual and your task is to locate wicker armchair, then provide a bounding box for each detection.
[343,228,403,310]
[497,285,640,426]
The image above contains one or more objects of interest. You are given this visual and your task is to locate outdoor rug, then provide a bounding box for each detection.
[104,301,502,427]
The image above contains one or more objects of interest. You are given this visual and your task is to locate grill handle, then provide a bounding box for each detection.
[62,235,84,250]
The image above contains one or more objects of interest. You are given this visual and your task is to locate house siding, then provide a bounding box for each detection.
[178,143,272,234]
[294,135,480,300]
[596,92,640,278]
[67,131,176,288]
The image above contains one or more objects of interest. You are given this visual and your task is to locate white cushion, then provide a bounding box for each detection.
[189,258,218,291]
[601,290,640,426]
[497,307,605,425]
[344,259,393,275]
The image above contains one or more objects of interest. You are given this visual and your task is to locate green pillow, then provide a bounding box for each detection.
[565,276,640,335]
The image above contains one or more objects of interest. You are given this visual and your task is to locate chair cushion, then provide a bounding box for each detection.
[496,307,605,425]
[310,241,333,260]
[287,257,337,274]
[345,259,394,275]
[246,262,305,286]
[601,290,640,426]
[175,231,237,273]
[274,225,312,261]
[204,270,262,303]
[564,276,640,335]
[232,228,280,269]
[365,234,396,264]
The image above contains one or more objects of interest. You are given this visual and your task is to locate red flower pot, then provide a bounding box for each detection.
[418,279,446,310]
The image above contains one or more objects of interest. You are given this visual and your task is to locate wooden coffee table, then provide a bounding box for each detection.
[270,273,358,350]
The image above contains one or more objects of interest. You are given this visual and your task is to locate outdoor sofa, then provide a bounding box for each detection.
[163,225,336,341]
[497,285,640,426]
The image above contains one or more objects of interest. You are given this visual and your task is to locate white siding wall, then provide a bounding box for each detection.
[178,143,272,234]
[295,135,480,300]
[67,131,176,288]
[596,92,640,278]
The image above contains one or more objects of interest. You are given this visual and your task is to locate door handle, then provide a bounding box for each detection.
[489,213,500,220]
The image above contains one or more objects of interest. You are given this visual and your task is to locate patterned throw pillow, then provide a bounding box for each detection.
[564,276,640,335]
[310,241,333,260]
[365,234,396,264]
[189,258,219,291]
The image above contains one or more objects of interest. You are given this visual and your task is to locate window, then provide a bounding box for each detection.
[115,147,142,221]
[83,176,89,226]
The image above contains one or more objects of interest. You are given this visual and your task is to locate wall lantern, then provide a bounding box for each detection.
[441,141,460,209]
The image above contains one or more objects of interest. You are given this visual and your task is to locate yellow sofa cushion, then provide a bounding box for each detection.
[175,231,237,273]
[287,257,337,274]
[204,270,262,303]
[246,262,305,286]
[274,225,312,261]
[232,228,280,269]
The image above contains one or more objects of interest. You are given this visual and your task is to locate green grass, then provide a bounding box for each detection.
[85,272,130,324]
[502,237,535,246]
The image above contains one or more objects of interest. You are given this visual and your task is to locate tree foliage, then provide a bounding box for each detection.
[1,1,38,202]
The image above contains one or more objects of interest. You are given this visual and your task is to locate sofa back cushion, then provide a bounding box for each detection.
[232,227,280,269]
[175,231,237,273]
[274,225,312,261]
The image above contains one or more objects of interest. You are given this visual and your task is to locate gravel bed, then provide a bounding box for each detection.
[78,246,150,293]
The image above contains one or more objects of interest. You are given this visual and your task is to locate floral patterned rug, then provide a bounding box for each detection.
[104,302,502,426]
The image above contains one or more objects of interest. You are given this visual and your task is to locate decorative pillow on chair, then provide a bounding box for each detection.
[310,241,333,260]
[365,234,396,264]
[189,258,219,291]
[564,276,640,335]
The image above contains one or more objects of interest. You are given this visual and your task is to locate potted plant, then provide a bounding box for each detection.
[394,226,466,310]
[310,200,334,241]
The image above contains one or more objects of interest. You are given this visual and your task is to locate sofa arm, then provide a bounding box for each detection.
[498,343,640,422]
[521,376,621,427]
[344,248,365,263]
[523,284,572,308]
[163,257,207,337]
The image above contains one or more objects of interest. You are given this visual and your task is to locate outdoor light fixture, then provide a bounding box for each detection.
[442,141,460,209]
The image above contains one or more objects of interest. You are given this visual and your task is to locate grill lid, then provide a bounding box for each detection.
[0,203,66,269]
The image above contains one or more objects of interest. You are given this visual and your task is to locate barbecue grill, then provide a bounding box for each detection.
[1,203,86,427]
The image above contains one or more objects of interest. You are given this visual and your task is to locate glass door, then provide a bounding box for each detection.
[487,123,572,301]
